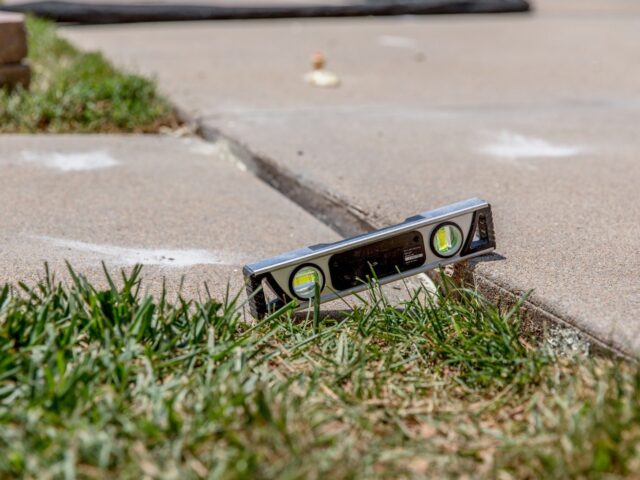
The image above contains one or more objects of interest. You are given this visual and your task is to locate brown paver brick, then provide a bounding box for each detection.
[0,12,27,65]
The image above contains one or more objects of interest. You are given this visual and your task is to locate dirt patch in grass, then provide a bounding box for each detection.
[0,17,179,133]
[0,266,637,478]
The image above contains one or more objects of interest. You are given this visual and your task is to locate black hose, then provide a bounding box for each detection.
[1,0,530,25]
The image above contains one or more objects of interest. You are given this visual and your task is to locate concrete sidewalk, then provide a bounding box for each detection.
[62,0,640,354]
[0,134,340,303]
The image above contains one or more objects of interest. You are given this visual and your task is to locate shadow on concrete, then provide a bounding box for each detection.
[2,0,529,24]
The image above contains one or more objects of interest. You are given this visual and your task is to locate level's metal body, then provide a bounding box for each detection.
[243,198,496,318]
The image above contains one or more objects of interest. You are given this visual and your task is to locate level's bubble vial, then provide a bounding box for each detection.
[431,223,463,258]
[290,265,323,299]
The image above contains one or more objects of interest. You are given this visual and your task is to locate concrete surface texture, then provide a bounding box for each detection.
[61,0,640,355]
[0,134,342,306]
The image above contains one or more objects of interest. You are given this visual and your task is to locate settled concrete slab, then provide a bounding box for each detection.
[62,1,640,354]
[0,62,30,88]
[215,105,640,351]
[0,12,27,65]
[0,134,341,304]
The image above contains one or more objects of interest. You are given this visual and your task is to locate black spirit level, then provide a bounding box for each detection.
[243,197,495,318]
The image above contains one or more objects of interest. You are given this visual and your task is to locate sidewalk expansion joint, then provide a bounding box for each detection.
[182,110,631,360]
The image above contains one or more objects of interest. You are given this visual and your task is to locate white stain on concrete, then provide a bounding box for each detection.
[185,138,220,156]
[37,236,243,267]
[184,137,248,172]
[377,35,418,50]
[21,150,120,172]
[480,131,582,160]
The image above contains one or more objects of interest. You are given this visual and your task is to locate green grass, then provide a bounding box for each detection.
[0,265,638,479]
[0,17,178,133]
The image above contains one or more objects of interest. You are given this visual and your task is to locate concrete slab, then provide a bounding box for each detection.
[0,134,341,304]
[214,105,640,351]
[0,12,27,65]
[61,1,640,354]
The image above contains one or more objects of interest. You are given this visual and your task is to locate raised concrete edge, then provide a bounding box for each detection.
[453,261,634,361]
